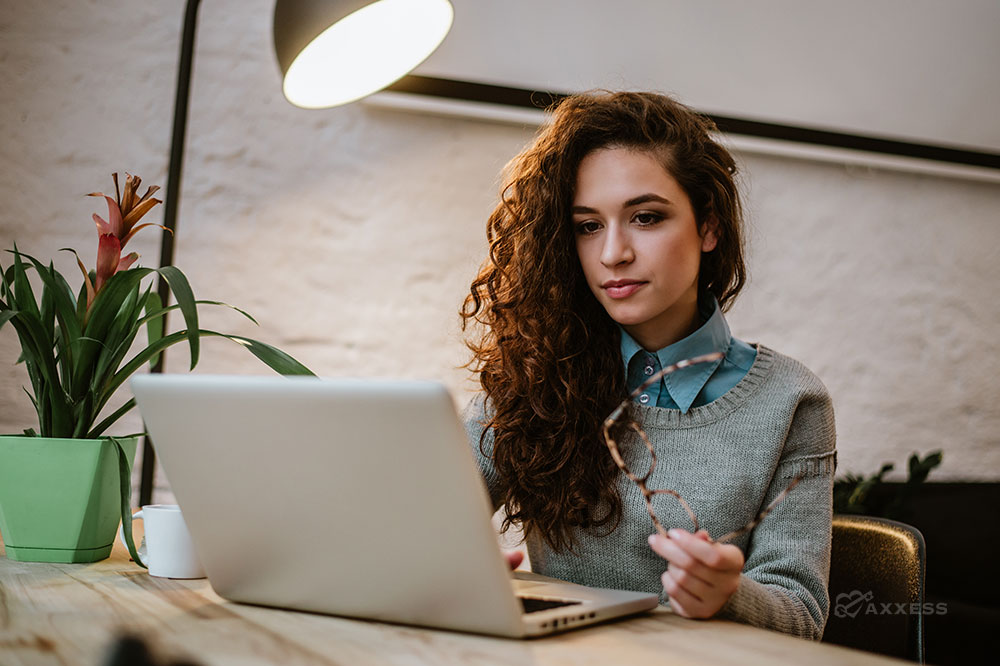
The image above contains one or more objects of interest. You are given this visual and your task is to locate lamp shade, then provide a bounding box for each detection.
[274,0,454,109]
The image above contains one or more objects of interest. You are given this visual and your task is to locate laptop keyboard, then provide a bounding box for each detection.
[519,597,582,613]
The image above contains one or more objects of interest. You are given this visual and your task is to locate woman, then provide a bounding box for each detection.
[461,91,836,640]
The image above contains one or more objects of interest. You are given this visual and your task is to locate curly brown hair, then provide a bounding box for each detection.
[461,91,747,551]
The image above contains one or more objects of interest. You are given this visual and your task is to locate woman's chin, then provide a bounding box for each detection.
[602,303,650,327]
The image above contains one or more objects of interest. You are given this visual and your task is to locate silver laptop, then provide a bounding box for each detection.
[130,374,659,637]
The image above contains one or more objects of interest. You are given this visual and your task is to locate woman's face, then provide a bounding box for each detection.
[572,147,717,351]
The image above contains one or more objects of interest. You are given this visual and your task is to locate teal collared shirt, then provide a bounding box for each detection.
[619,299,757,414]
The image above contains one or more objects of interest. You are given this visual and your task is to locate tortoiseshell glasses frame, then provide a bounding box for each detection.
[601,352,803,544]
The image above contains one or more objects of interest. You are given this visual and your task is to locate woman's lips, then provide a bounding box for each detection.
[602,280,646,299]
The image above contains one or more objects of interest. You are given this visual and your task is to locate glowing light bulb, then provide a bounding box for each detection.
[283,0,454,108]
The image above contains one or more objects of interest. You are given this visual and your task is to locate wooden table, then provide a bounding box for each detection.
[1,536,905,666]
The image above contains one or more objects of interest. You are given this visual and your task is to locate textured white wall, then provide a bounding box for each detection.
[425,0,1000,151]
[2,0,998,502]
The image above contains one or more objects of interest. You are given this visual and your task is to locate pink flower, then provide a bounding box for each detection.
[77,173,166,308]
[94,234,139,292]
[90,172,164,249]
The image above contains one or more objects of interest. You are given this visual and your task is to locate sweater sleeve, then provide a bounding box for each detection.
[716,371,837,641]
[460,394,504,511]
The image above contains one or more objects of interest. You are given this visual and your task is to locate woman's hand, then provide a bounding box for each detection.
[648,528,744,619]
[503,549,525,570]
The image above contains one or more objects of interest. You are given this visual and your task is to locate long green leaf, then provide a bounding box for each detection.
[110,436,145,569]
[49,261,81,310]
[156,266,199,369]
[75,270,90,322]
[22,254,82,340]
[4,309,72,436]
[21,256,84,394]
[135,299,259,329]
[39,272,66,395]
[1,260,11,299]
[21,386,39,412]
[91,281,141,392]
[100,293,230,375]
[24,359,48,435]
[76,267,154,392]
[201,331,314,376]
[87,286,151,431]
[40,267,55,337]
[95,328,313,430]
[3,260,26,306]
[5,252,313,436]
[10,248,43,334]
[84,267,154,336]
[99,285,158,377]
[142,291,164,368]
[125,297,261,370]
[4,310,49,386]
[88,398,136,439]
[72,389,96,438]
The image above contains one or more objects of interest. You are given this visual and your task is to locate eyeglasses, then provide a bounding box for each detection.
[602,351,802,544]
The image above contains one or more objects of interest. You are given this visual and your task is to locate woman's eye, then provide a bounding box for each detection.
[634,212,664,226]
[575,220,601,235]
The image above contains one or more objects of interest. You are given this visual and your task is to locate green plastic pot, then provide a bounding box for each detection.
[0,435,138,563]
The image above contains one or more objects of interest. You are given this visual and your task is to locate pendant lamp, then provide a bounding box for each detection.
[274,0,455,108]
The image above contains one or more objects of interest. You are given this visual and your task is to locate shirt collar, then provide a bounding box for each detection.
[619,326,646,370]
[618,298,731,413]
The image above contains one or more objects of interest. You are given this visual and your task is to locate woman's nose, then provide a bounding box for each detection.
[600,226,634,267]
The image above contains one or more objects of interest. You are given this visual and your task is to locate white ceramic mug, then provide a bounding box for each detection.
[118,504,206,579]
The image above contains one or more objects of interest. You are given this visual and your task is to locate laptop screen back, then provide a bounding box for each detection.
[131,374,524,635]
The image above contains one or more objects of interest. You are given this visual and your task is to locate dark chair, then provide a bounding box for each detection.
[822,514,926,662]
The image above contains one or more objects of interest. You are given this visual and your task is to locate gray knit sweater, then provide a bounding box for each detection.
[462,345,836,640]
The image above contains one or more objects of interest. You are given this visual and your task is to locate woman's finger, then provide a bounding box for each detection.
[648,534,713,586]
[667,529,744,572]
[662,571,709,618]
[663,565,714,603]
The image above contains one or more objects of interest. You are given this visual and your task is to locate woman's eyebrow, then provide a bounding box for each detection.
[624,193,672,207]
[571,194,673,215]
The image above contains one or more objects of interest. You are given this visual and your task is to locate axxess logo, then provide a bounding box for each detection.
[834,590,948,619]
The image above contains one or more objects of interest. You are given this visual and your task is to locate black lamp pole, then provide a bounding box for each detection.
[139,0,202,506]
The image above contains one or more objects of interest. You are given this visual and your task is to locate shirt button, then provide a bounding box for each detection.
[644,365,654,376]
[639,394,650,404]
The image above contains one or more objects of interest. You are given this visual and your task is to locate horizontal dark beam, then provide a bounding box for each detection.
[385,75,1000,171]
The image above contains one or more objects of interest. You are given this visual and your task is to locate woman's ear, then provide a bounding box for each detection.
[700,216,720,253]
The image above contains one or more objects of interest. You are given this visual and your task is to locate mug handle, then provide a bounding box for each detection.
[118,509,147,566]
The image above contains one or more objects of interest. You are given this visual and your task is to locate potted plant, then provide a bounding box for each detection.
[0,173,313,564]
[833,450,943,520]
